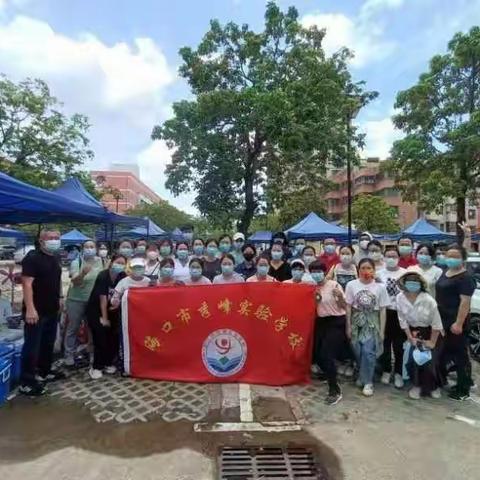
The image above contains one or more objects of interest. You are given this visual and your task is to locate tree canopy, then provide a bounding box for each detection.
[389,26,480,240]
[0,75,94,190]
[345,194,398,234]
[152,2,376,233]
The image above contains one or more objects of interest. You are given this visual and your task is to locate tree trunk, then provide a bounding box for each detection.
[238,168,255,234]
[456,196,466,244]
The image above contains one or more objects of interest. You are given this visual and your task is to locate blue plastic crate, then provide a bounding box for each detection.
[9,340,22,386]
[0,358,12,405]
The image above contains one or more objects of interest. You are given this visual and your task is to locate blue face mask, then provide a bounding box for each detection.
[399,245,412,256]
[221,264,234,275]
[324,244,336,254]
[190,267,202,278]
[234,241,244,251]
[44,239,61,253]
[119,247,133,258]
[135,246,146,254]
[436,254,447,266]
[271,250,283,261]
[445,258,463,269]
[292,269,304,281]
[131,266,145,277]
[257,265,269,277]
[417,254,431,266]
[177,249,189,260]
[83,247,96,258]
[160,246,171,257]
[207,246,218,257]
[160,266,174,278]
[404,280,421,293]
[111,263,125,274]
[193,245,204,256]
[219,243,231,254]
[311,271,325,284]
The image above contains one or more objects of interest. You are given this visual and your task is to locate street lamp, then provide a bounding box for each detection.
[346,96,362,245]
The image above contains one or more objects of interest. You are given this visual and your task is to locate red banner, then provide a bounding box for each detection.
[122,283,316,385]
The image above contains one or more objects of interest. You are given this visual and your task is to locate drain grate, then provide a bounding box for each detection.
[219,446,327,479]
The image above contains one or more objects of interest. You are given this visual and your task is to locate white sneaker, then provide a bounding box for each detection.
[430,388,442,399]
[409,387,421,400]
[381,372,391,385]
[104,365,117,375]
[344,366,354,378]
[88,368,103,380]
[394,374,404,389]
[362,384,374,397]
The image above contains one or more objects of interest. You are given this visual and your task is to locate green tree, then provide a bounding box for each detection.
[0,75,93,189]
[152,2,376,233]
[389,27,480,241]
[345,194,398,233]
[127,200,194,232]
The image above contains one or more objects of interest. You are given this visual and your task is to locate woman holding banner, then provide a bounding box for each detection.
[213,254,245,284]
[184,258,212,285]
[246,256,276,282]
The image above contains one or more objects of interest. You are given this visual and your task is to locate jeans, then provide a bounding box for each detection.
[64,299,88,363]
[318,315,347,394]
[380,309,406,376]
[21,313,59,385]
[352,336,377,386]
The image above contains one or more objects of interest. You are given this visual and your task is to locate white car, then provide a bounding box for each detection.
[13,244,35,264]
[466,254,480,360]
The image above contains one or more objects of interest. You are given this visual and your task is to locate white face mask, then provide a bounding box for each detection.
[359,240,370,250]
[98,249,108,258]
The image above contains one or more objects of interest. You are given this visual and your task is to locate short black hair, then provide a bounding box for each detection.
[256,254,270,265]
[447,243,467,260]
[309,260,327,272]
[339,245,355,255]
[415,243,435,257]
[358,258,375,269]
[384,245,400,255]
[160,257,175,268]
[302,245,317,255]
[220,253,235,264]
[205,238,219,247]
[367,239,383,251]
[219,234,233,244]
[398,236,413,245]
[242,243,257,255]
[176,241,189,250]
[189,257,204,269]
[160,238,173,248]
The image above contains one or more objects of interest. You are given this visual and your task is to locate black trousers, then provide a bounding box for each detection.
[21,312,59,385]
[440,327,472,396]
[87,312,119,370]
[317,315,347,394]
[406,326,441,394]
[380,309,406,376]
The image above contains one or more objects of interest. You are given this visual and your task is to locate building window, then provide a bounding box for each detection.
[468,209,476,220]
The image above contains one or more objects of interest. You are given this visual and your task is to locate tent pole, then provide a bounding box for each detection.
[147,219,150,241]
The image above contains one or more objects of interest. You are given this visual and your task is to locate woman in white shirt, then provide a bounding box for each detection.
[213,254,245,284]
[145,243,161,284]
[173,241,191,282]
[396,271,443,400]
[377,247,406,388]
[247,256,276,283]
[407,243,443,298]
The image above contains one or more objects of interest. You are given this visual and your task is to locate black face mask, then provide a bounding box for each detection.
[244,252,255,261]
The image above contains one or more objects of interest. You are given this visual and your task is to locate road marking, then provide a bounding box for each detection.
[194,421,302,433]
[239,383,253,422]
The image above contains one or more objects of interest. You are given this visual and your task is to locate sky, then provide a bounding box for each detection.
[0,0,479,214]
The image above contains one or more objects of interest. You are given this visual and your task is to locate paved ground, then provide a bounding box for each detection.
[1,367,480,480]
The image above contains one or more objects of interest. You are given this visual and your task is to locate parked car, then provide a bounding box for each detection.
[0,245,16,260]
[466,254,480,361]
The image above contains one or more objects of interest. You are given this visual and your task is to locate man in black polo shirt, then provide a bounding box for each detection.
[20,229,66,396]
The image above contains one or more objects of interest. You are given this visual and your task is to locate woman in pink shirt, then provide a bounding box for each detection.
[310,260,347,406]
[246,256,276,282]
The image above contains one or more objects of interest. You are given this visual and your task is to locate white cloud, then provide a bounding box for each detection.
[0,14,188,209]
[361,117,402,158]
[136,141,197,214]
[360,0,404,18]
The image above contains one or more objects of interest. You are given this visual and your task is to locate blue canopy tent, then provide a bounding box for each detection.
[286,212,352,241]
[171,227,184,242]
[401,218,455,242]
[0,226,27,239]
[61,228,91,245]
[0,173,147,227]
[248,231,273,243]
[95,217,166,241]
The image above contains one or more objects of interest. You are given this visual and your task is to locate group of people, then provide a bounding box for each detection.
[19,229,476,409]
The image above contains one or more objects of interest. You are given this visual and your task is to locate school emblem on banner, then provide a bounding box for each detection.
[201,329,247,377]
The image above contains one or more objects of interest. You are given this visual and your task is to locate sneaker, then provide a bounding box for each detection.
[19,383,47,397]
[37,370,67,383]
[362,384,374,397]
[89,368,103,380]
[344,366,354,378]
[394,374,404,389]
[409,387,421,400]
[430,388,442,399]
[104,365,117,375]
[325,391,343,406]
[381,372,391,385]
[448,390,470,401]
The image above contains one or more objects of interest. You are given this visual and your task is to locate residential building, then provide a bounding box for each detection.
[325,157,418,228]
[90,164,161,213]
[425,200,477,233]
